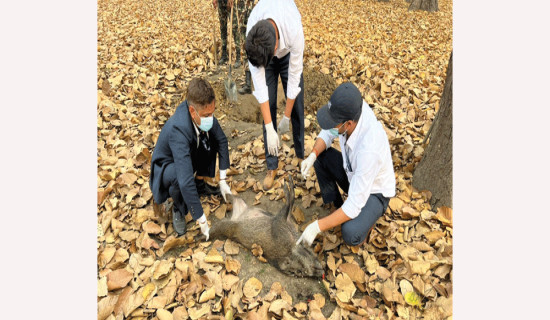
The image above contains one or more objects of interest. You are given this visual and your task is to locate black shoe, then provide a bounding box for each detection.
[172,206,186,236]
[238,70,252,94]
[195,179,221,196]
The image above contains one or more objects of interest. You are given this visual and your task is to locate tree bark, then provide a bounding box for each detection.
[409,0,439,12]
[412,52,452,209]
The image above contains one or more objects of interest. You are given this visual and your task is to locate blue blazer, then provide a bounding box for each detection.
[149,100,230,219]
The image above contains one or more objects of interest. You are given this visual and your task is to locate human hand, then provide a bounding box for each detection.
[198,215,210,241]
[219,180,232,201]
[296,220,321,246]
[277,115,290,134]
[300,153,317,179]
[265,122,279,156]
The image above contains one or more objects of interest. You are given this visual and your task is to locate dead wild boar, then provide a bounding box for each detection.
[209,176,324,278]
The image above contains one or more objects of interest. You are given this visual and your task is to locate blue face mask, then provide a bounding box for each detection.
[329,123,346,136]
[194,109,214,132]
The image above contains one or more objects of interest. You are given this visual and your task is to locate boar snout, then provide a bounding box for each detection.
[277,244,324,278]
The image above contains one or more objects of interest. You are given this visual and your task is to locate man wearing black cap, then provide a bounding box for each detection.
[296,82,396,247]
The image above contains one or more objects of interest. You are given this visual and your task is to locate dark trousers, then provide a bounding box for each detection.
[261,53,305,170]
[217,0,240,56]
[161,145,217,219]
[314,147,390,246]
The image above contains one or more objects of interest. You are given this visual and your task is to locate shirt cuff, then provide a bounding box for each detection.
[252,86,269,104]
[219,169,227,180]
[341,200,360,220]
[317,129,335,149]
[198,214,207,224]
[286,85,302,100]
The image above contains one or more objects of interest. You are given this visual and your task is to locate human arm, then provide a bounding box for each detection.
[340,151,382,219]
[300,137,327,178]
[301,131,335,177]
[296,207,350,246]
[284,23,304,110]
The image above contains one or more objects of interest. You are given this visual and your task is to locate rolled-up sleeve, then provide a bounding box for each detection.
[341,151,382,219]
[317,129,337,150]
[249,63,269,104]
[286,27,304,100]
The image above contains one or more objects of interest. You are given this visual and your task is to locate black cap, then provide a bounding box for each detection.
[316,82,362,130]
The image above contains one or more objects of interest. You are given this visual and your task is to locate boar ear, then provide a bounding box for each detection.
[285,175,295,223]
[229,196,248,220]
[277,175,295,223]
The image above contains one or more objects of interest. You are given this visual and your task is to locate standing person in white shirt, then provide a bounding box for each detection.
[244,0,305,190]
[297,83,396,247]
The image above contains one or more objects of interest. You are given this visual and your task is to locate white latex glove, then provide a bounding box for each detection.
[265,122,279,156]
[198,214,210,241]
[296,220,321,247]
[300,153,317,178]
[219,180,232,201]
[277,115,290,134]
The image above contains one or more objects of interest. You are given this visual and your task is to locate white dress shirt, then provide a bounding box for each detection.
[246,0,304,104]
[192,122,226,180]
[317,101,396,219]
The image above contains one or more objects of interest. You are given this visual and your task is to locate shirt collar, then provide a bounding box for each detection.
[344,101,367,151]
[267,17,285,54]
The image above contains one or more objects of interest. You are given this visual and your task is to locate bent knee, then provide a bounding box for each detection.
[341,228,365,246]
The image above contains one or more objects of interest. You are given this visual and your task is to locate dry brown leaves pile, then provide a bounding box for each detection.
[98,0,452,319]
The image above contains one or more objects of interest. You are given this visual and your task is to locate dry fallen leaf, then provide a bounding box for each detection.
[152,260,173,280]
[338,263,366,284]
[162,235,189,252]
[269,299,292,316]
[335,273,356,303]
[156,308,174,320]
[243,277,263,298]
[98,276,108,297]
[291,206,305,224]
[199,286,216,303]
[214,203,227,219]
[204,248,224,264]
[225,258,241,275]
[224,239,240,255]
[188,304,210,320]
[106,268,133,291]
[143,220,161,234]
[97,1,453,318]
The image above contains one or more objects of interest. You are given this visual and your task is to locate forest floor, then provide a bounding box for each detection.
[97,0,453,319]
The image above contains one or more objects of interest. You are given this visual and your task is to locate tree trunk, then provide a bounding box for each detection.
[409,0,438,12]
[412,52,452,209]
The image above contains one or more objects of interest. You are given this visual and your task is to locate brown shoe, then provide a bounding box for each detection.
[263,170,277,190]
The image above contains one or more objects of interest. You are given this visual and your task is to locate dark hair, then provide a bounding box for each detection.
[245,20,276,68]
[186,78,215,109]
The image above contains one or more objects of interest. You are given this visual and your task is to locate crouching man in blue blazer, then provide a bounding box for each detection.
[149,78,232,239]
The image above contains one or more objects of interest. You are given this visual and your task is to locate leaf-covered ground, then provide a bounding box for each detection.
[97,0,453,319]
